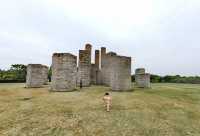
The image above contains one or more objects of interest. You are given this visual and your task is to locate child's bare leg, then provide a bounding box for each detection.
[106,104,110,112]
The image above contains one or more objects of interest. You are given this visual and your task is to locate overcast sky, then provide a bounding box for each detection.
[0,0,200,76]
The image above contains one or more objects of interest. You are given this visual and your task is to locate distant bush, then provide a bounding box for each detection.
[0,80,25,83]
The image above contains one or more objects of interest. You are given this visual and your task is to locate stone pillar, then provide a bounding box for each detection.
[42,65,49,85]
[110,56,132,91]
[90,64,98,84]
[85,43,92,51]
[85,43,92,63]
[51,53,77,91]
[135,68,151,88]
[103,52,117,86]
[100,47,106,70]
[90,50,101,85]
[100,47,106,85]
[95,50,100,69]
[26,64,48,88]
[77,44,92,86]
[101,47,106,57]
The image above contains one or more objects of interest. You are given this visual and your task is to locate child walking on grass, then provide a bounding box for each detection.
[103,93,112,112]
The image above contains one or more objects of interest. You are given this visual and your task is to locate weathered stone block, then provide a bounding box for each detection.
[26,64,48,88]
[51,53,77,91]
[135,72,151,88]
[110,56,132,91]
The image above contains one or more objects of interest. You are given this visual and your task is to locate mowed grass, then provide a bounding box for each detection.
[0,83,200,136]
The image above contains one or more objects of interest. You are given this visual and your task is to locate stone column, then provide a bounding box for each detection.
[42,65,49,85]
[135,68,151,88]
[51,53,77,91]
[26,64,48,88]
[95,50,100,69]
[77,44,92,86]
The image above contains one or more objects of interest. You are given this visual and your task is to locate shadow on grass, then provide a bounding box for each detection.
[18,97,34,101]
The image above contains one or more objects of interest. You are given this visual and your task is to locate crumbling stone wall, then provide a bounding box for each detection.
[103,52,117,86]
[42,66,49,85]
[26,64,48,88]
[100,47,132,91]
[90,64,98,84]
[101,52,117,86]
[100,47,117,86]
[77,44,92,86]
[51,53,77,91]
[110,56,132,91]
[91,50,101,85]
[135,68,151,88]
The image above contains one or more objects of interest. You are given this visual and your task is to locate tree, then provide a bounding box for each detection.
[48,66,52,82]
[10,64,27,81]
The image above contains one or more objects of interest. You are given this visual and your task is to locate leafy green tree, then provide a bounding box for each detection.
[150,75,162,83]
[10,64,27,81]
[0,64,27,82]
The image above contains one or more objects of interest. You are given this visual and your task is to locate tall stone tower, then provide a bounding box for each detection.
[91,50,100,84]
[77,44,92,86]
[95,50,100,69]
[100,47,106,85]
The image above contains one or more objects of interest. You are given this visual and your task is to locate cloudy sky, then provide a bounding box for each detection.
[0,0,200,76]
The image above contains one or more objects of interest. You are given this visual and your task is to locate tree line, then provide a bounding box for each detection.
[0,64,27,83]
[132,74,200,84]
[0,64,200,84]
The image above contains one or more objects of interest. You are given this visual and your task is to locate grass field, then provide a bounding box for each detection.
[0,83,200,136]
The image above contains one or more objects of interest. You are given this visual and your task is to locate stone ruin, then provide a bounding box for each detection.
[26,44,151,91]
[50,44,132,91]
[26,64,48,88]
[135,68,151,88]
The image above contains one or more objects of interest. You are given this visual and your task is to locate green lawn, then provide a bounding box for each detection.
[0,83,200,136]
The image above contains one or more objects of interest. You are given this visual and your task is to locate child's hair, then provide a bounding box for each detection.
[105,92,109,95]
